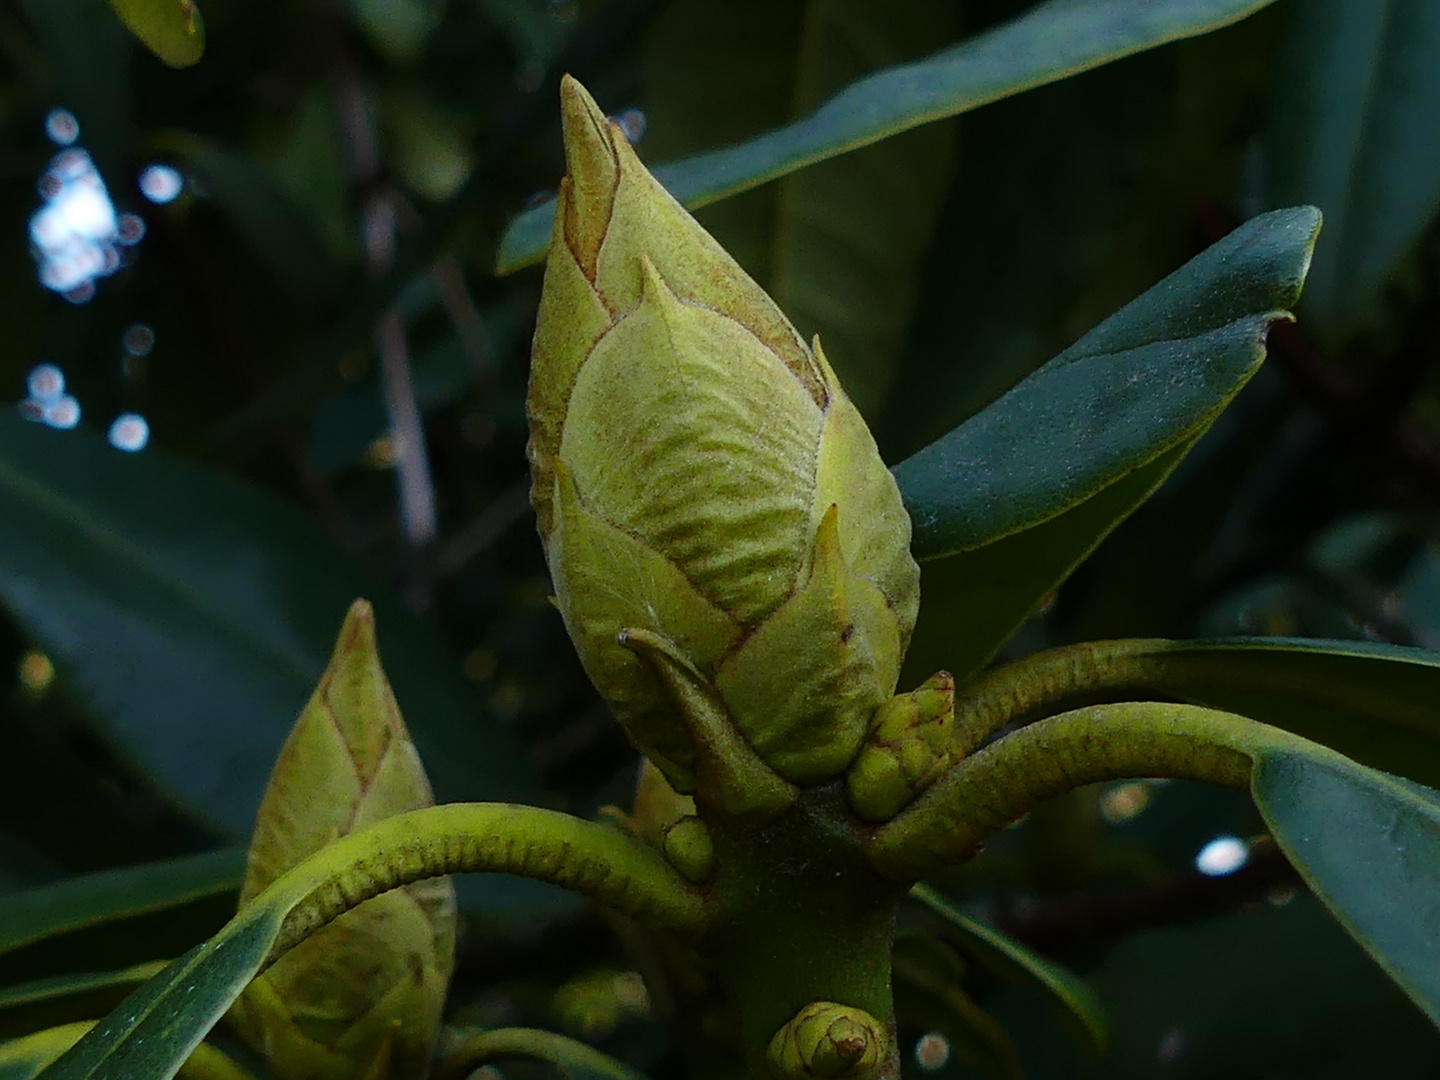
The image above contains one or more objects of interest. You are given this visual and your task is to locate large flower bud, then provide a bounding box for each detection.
[529,77,919,800]
[228,601,456,1080]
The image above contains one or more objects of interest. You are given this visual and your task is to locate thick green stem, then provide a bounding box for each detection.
[703,786,909,1080]
[258,802,709,964]
[869,702,1326,882]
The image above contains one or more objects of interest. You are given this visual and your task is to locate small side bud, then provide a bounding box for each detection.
[767,1002,886,1080]
[662,817,716,883]
[228,600,456,1080]
[846,672,955,823]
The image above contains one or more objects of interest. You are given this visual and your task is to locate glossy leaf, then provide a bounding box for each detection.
[0,416,538,837]
[1266,0,1440,339]
[106,0,204,68]
[497,0,1280,272]
[878,24,1273,462]
[437,1028,652,1080]
[894,207,1320,680]
[0,850,243,960]
[909,884,1107,1054]
[1252,747,1440,1026]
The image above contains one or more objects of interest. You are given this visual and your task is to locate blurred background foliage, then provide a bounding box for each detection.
[2,0,1440,1076]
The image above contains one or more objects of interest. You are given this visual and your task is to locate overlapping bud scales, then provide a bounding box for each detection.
[846,671,956,822]
[529,76,920,804]
[767,1002,886,1080]
[228,601,456,1080]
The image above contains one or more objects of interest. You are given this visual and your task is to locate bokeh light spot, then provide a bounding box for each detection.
[44,108,79,146]
[18,650,56,694]
[1195,835,1248,877]
[122,324,156,358]
[138,164,184,205]
[108,413,150,452]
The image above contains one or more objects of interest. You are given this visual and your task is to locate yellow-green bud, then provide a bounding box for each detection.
[766,1002,886,1080]
[227,600,456,1080]
[530,76,919,801]
[846,672,955,823]
[662,817,716,883]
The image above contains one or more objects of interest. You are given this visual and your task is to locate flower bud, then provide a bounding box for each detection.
[766,1002,886,1080]
[530,77,919,803]
[846,672,956,822]
[228,600,456,1080]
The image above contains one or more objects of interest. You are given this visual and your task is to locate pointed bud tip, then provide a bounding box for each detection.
[557,75,619,275]
[335,598,378,656]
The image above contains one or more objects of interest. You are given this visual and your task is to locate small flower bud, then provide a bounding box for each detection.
[530,77,919,808]
[767,1001,887,1080]
[228,600,456,1080]
[846,672,956,823]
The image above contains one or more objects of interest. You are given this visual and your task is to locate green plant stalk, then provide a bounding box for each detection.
[703,786,910,1080]
[253,802,708,962]
[869,701,1334,881]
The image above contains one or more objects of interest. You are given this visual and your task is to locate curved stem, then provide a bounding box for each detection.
[435,1028,650,1080]
[869,701,1334,882]
[950,639,1183,754]
[260,802,708,963]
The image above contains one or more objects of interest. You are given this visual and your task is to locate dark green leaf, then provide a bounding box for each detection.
[1252,747,1440,1026]
[892,206,1319,680]
[0,850,242,960]
[909,884,1107,1054]
[497,0,1281,272]
[903,441,1192,685]
[1266,0,1440,339]
[0,416,538,837]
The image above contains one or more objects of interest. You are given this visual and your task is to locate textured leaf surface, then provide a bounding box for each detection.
[894,207,1319,680]
[0,416,537,836]
[498,0,1280,272]
[910,884,1107,1053]
[1266,0,1440,339]
[1253,748,1440,1026]
[0,851,242,960]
